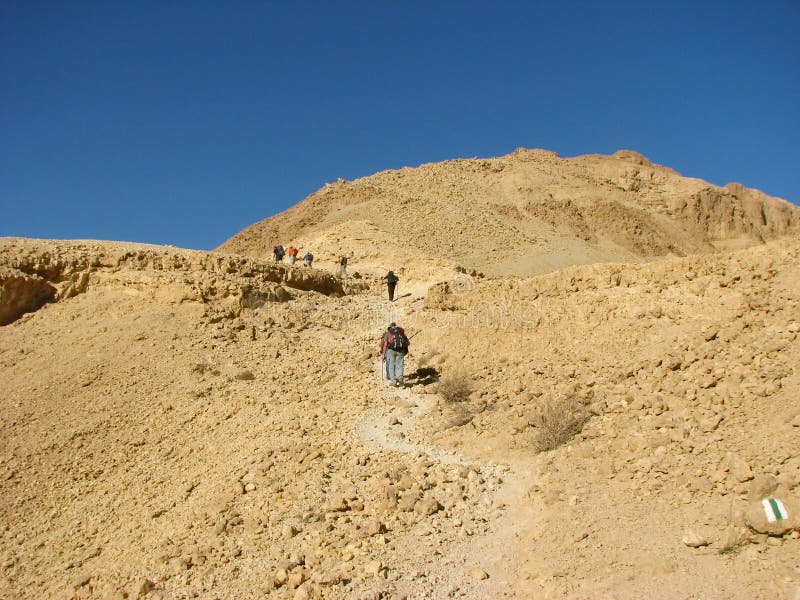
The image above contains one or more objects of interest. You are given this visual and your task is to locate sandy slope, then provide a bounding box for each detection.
[217,149,799,278]
[1,233,799,599]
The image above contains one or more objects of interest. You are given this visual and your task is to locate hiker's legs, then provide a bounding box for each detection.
[387,349,404,385]
[395,353,404,384]
[388,283,395,301]
[386,350,396,383]
[289,255,295,265]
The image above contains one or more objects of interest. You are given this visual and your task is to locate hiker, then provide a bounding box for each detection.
[303,251,314,267]
[273,244,285,262]
[380,322,409,387]
[383,270,399,301]
[287,246,299,265]
[336,255,348,278]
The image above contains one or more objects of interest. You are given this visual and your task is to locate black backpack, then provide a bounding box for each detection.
[387,326,409,352]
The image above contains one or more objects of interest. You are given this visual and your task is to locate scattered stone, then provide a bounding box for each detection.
[748,475,779,501]
[287,571,305,589]
[414,496,442,516]
[682,529,710,548]
[468,567,489,580]
[235,369,255,381]
[365,560,383,576]
[727,453,754,482]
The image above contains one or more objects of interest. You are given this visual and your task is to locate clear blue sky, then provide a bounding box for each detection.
[2,1,798,250]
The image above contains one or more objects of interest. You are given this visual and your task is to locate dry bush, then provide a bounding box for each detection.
[438,371,473,404]
[530,396,589,452]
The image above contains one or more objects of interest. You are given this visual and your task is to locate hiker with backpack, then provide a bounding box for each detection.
[273,245,285,262]
[287,246,299,264]
[383,271,399,301]
[303,251,314,267]
[336,255,348,278]
[380,322,409,387]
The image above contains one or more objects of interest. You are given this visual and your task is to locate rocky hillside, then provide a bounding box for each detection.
[217,149,800,277]
[1,235,799,599]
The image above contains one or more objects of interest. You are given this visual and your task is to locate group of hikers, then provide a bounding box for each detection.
[273,243,410,386]
[273,244,314,267]
[272,246,401,302]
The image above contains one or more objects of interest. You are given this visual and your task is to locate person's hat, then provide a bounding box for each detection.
[389,322,396,328]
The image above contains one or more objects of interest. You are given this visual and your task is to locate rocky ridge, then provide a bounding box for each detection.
[217,149,799,277]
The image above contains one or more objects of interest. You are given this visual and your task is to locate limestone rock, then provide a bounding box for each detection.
[468,567,489,580]
[745,496,800,536]
[748,474,779,501]
[682,529,710,548]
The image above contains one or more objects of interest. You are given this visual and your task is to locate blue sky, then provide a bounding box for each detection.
[1,1,798,250]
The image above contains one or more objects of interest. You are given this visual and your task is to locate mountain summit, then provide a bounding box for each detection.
[218,149,799,276]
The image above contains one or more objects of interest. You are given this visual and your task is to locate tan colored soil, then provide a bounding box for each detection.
[1,150,799,599]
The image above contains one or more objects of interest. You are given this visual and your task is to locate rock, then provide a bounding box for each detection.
[235,369,255,380]
[748,474,779,501]
[287,572,305,589]
[682,529,710,548]
[414,496,442,516]
[364,518,385,536]
[293,585,311,600]
[745,496,800,536]
[71,573,92,590]
[700,415,723,432]
[326,494,349,512]
[468,567,489,580]
[129,577,155,598]
[365,560,383,576]
[727,453,754,482]
[0,267,57,325]
[398,494,418,512]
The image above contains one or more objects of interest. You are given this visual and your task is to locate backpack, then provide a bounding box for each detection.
[275,245,285,256]
[387,326,409,352]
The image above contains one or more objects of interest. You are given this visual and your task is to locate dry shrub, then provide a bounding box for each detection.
[530,396,589,452]
[438,371,473,404]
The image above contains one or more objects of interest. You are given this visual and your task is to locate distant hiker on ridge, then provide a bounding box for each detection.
[380,322,410,387]
[383,270,399,301]
[287,246,299,265]
[303,251,314,267]
[336,255,348,278]
[273,245,285,262]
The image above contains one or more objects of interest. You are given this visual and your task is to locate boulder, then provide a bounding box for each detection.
[745,496,800,536]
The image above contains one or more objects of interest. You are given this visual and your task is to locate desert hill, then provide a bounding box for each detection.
[1,232,799,599]
[1,149,800,598]
[217,149,799,278]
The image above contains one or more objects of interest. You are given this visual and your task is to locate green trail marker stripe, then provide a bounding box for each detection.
[768,498,787,521]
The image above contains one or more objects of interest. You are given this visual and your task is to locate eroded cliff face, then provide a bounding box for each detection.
[0,239,344,325]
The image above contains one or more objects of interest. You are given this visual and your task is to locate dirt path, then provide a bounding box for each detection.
[356,357,543,598]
